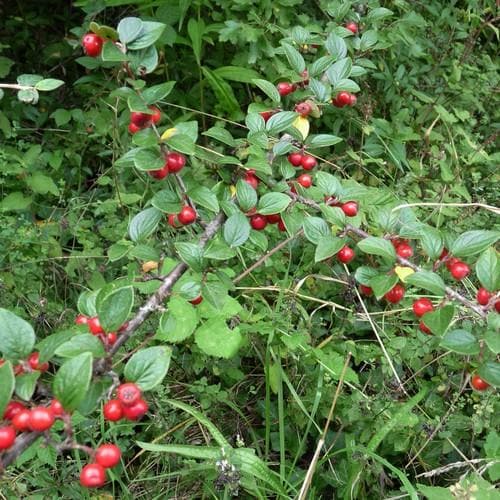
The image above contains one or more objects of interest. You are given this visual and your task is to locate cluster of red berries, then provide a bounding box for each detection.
[103,383,148,422]
[129,107,162,134]
[149,151,186,180]
[287,152,318,171]
[75,315,127,346]
[0,399,64,451]
[80,444,121,488]
[249,213,286,232]
[0,351,49,376]
[391,238,414,259]
[82,33,104,57]
[325,197,359,217]
[167,205,197,227]
[332,91,357,108]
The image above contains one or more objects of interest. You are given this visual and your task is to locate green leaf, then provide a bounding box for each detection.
[17,88,39,104]
[325,33,347,59]
[485,329,500,354]
[202,126,236,147]
[314,235,344,262]
[355,266,379,286]
[15,372,40,401]
[53,353,92,411]
[332,78,360,93]
[124,346,171,391]
[245,112,266,133]
[303,217,330,244]
[201,280,229,310]
[166,134,196,155]
[360,30,378,50]
[326,57,352,85]
[417,484,453,500]
[175,242,204,271]
[357,237,396,262]
[27,173,59,196]
[367,7,393,21]
[478,362,500,387]
[0,192,32,211]
[422,305,455,336]
[101,41,128,61]
[127,21,166,50]
[202,66,241,116]
[187,18,204,65]
[406,271,446,296]
[440,329,480,354]
[187,186,219,213]
[252,79,281,103]
[369,274,399,299]
[118,17,144,44]
[257,192,291,215]
[236,179,258,212]
[129,207,163,242]
[157,297,198,343]
[266,111,298,134]
[224,213,251,247]
[55,334,106,358]
[142,82,176,105]
[0,361,15,418]
[316,172,342,195]
[152,189,181,213]
[451,230,500,258]
[0,309,36,360]
[476,248,499,292]
[306,134,343,148]
[419,227,444,260]
[133,148,164,171]
[138,442,221,459]
[96,286,134,333]
[34,79,64,91]
[281,42,306,73]
[195,319,242,358]
[37,330,74,363]
[214,66,262,83]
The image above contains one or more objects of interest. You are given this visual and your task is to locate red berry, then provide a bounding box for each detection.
[266,214,281,224]
[28,352,49,372]
[117,383,142,407]
[149,106,161,124]
[82,33,103,57]
[88,317,104,335]
[75,314,88,325]
[0,426,16,450]
[95,444,121,468]
[419,321,432,335]
[300,155,317,170]
[349,93,357,106]
[496,300,500,313]
[384,284,405,304]
[106,332,117,345]
[333,91,351,108]
[3,401,25,420]
[80,463,106,488]
[341,201,358,217]
[337,246,355,264]
[244,174,259,190]
[177,205,197,225]
[476,288,492,306]
[359,285,373,296]
[130,112,150,127]
[297,174,312,188]
[50,399,65,417]
[103,400,123,421]
[250,215,267,230]
[259,110,274,122]
[277,218,286,232]
[396,243,413,259]
[118,322,129,333]
[300,69,310,84]
[29,407,55,432]
[287,152,304,167]
[122,399,148,421]
[148,166,169,180]
[276,82,295,96]
[167,214,180,228]
[412,298,434,317]
[166,152,186,174]
[295,102,312,116]
[12,410,31,432]
[345,22,358,34]
[450,261,470,280]
[445,257,460,270]
[128,122,141,134]
[190,296,203,305]
[470,374,490,391]
[439,248,449,260]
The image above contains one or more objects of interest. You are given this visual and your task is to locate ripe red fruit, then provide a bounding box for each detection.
[349,93,357,106]
[419,321,432,335]
[297,174,312,188]
[445,257,460,270]
[341,201,358,217]
[337,246,355,264]
[80,463,106,488]
[166,152,186,173]
[276,82,296,96]
[332,91,351,108]
[470,374,490,391]
[75,314,88,325]
[122,399,149,421]
[384,284,405,304]
[117,383,142,407]
[106,332,117,345]
[167,214,180,228]
[450,261,470,280]
[28,352,49,372]
[178,205,197,225]
[128,122,141,134]
[29,407,55,432]
[12,410,31,432]
[244,174,259,190]
[396,243,413,259]
[95,444,121,468]
[50,399,65,416]
[4,401,25,420]
[412,298,434,317]
[82,33,104,57]
[439,248,449,260]
[103,400,123,422]
[88,317,104,335]
[150,107,161,124]
[295,102,312,116]
[130,111,149,127]
[496,300,500,313]
[476,288,492,306]
[277,218,286,232]
[266,214,281,224]
[250,215,267,230]
[345,22,358,34]
[190,296,203,305]
[0,426,16,450]
[148,166,169,180]
[300,155,317,170]
[259,110,274,122]
[288,152,304,167]
[359,284,373,296]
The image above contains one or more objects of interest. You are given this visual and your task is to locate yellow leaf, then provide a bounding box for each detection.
[160,127,177,141]
[229,185,237,197]
[292,116,310,140]
[395,266,415,282]
[142,261,158,273]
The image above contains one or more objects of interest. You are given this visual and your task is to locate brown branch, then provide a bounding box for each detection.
[1,432,41,470]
